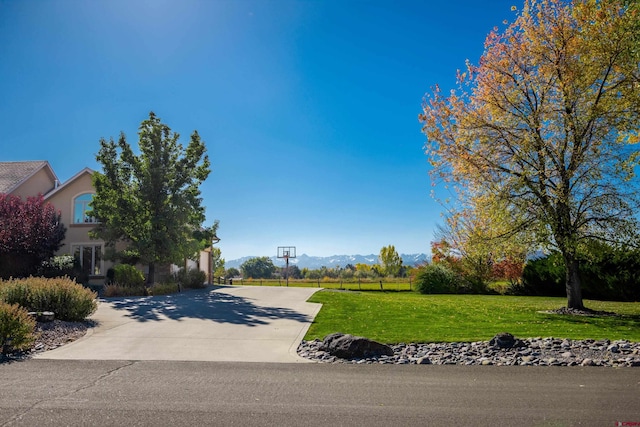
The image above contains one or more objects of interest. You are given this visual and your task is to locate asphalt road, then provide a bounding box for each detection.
[1,360,639,426]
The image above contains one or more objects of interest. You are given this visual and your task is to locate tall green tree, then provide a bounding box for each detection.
[225,267,240,279]
[379,245,402,277]
[420,0,640,309]
[240,257,276,279]
[211,246,225,277]
[91,112,211,284]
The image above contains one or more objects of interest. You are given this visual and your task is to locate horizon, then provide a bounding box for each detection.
[226,251,428,260]
[0,1,515,260]
[225,252,430,269]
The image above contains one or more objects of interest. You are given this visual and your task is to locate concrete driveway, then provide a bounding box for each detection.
[34,285,322,363]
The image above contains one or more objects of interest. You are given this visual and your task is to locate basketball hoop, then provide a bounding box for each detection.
[277,246,296,287]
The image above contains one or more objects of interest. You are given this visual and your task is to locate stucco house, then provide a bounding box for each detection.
[0,161,214,285]
[0,161,110,284]
[0,160,59,199]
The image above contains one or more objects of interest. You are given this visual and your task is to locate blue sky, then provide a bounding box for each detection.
[0,0,514,260]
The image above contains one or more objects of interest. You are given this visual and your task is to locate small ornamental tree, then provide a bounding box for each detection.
[492,256,526,286]
[0,194,66,278]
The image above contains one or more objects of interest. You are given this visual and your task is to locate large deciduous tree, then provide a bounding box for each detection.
[0,194,66,278]
[91,112,211,284]
[420,0,640,309]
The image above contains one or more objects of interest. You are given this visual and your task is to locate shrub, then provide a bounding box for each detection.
[516,253,565,297]
[415,264,458,294]
[174,268,206,289]
[37,255,89,285]
[173,268,187,286]
[487,281,510,295]
[38,255,75,277]
[186,269,206,289]
[103,284,148,297]
[149,283,179,295]
[113,264,145,288]
[577,242,640,302]
[106,268,115,285]
[515,245,640,301]
[0,302,36,353]
[456,272,490,294]
[0,276,97,321]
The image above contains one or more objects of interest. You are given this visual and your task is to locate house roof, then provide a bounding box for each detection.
[0,161,59,194]
[43,167,95,200]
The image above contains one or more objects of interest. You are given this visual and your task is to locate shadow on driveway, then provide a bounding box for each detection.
[106,286,312,326]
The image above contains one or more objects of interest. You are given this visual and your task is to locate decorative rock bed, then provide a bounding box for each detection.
[298,335,640,367]
[1,320,89,362]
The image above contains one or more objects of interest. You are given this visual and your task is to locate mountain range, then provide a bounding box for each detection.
[225,253,429,270]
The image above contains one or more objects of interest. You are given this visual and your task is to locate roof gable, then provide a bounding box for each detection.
[43,167,95,200]
[0,161,58,194]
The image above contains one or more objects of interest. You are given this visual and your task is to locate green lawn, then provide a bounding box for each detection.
[304,291,640,343]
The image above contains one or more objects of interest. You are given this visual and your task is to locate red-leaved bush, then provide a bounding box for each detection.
[0,194,66,278]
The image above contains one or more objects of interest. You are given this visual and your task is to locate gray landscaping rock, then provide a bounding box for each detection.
[489,333,524,349]
[298,337,640,367]
[320,333,394,359]
[417,356,432,365]
[581,358,594,366]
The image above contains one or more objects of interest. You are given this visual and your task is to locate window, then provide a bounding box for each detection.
[74,193,98,224]
[72,244,103,276]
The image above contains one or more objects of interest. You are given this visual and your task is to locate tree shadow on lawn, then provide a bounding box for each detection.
[105,286,312,326]
[538,312,640,332]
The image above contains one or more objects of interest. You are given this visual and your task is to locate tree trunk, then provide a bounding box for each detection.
[564,256,584,310]
[147,262,155,285]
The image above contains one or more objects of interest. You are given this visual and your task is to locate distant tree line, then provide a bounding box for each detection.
[234,245,414,280]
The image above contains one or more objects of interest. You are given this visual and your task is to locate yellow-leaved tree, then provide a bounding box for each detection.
[420,0,640,309]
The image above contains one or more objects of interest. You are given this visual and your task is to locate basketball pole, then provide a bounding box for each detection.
[277,246,296,288]
[285,255,289,287]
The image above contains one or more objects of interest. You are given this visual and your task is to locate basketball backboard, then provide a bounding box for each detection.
[277,246,297,259]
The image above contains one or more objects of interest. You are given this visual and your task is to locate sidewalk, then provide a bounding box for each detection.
[34,285,322,363]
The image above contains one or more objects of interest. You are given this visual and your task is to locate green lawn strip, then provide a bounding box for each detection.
[304,291,640,343]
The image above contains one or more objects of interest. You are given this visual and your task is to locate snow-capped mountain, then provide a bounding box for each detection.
[225,253,429,270]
